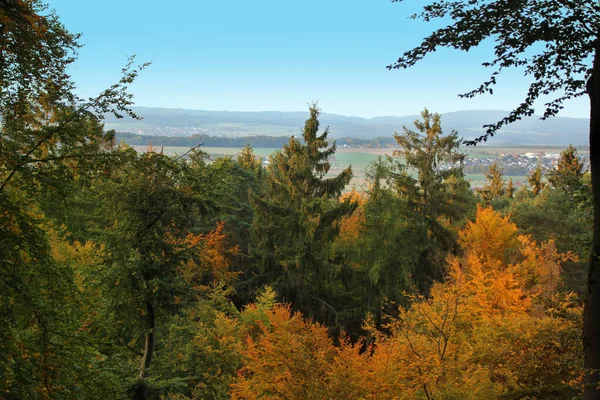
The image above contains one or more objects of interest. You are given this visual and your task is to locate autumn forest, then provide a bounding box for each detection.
[2,1,600,399]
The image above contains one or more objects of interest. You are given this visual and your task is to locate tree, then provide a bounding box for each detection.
[391,108,473,284]
[232,208,582,400]
[334,161,429,334]
[250,104,354,328]
[547,144,587,198]
[478,163,505,203]
[527,164,545,196]
[0,1,147,397]
[388,2,600,394]
[506,178,515,199]
[97,151,208,397]
[237,144,262,173]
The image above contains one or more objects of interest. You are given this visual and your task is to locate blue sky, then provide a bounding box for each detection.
[51,0,589,119]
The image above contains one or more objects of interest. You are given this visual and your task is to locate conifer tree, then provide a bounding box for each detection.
[250,104,354,326]
[478,163,505,203]
[506,177,515,199]
[528,164,545,196]
[390,109,473,284]
[237,144,262,173]
[547,145,587,198]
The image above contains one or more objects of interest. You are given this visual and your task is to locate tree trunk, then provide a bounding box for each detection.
[584,36,600,400]
[139,302,155,380]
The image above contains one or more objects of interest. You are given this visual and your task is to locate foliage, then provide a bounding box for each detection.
[478,163,505,204]
[527,164,545,196]
[547,144,588,199]
[231,207,582,399]
[389,0,599,142]
[389,108,474,285]
[510,187,591,295]
[250,104,355,329]
[334,159,429,333]
[506,178,515,199]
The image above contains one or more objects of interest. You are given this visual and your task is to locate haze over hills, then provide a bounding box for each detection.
[105,106,589,146]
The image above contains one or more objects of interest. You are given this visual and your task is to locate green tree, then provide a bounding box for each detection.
[335,158,429,334]
[250,104,354,328]
[388,2,600,393]
[237,144,262,173]
[527,164,545,196]
[390,108,473,284]
[0,1,146,397]
[478,163,505,203]
[511,188,591,296]
[547,144,587,198]
[97,151,209,398]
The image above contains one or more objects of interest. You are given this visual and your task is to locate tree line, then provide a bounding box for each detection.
[116,132,400,149]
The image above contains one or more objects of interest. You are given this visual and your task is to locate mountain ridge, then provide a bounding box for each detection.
[104,106,589,146]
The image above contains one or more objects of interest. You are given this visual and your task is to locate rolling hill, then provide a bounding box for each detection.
[104,107,589,146]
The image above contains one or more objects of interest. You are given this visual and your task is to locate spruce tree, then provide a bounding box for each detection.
[547,145,587,198]
[390,109,473,284]
[528,164,545,196]
[250,104,354,327]
[478,163,505,203]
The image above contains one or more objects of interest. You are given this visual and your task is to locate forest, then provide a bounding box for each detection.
[2,1,600,399]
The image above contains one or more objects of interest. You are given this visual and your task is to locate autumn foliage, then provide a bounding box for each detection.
[230,206,582,399]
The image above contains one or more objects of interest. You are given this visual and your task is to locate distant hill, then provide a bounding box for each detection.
[104,107,589,146]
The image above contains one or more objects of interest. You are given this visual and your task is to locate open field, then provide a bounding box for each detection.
[131,145,567,190]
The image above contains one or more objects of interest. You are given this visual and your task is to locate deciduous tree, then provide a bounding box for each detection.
[388,2,600,393]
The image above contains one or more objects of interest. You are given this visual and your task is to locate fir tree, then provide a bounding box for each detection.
[250,104,354,327]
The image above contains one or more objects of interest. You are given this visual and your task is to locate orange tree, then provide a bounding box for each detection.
[231,207,582,399]
[388,1,600,395]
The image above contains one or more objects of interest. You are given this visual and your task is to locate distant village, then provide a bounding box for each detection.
[463,151,590,177]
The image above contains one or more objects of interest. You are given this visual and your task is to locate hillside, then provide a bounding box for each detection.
[105,107,589,146]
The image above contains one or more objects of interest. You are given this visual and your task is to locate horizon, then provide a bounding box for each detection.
[119,105,590,121]
[51,0,590,120]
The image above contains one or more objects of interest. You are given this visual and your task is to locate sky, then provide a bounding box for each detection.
[50,0,589,119]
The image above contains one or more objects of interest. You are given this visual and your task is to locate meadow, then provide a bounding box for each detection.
[132,145,537,189]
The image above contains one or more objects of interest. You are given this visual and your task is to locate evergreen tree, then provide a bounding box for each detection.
[478,163,505,203]
[547,144,587,198]
[335,158,429,334]
[528,164,545,196]
[506,178,515,199]
[237,144,262,173]
[390,108,473,284]
[250,104,354,327]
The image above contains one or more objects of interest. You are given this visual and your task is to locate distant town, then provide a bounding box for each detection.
[463,151,589,177]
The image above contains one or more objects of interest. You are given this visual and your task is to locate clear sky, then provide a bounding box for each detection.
[50,0,589,119]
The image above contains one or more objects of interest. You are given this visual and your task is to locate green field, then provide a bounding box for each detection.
[131,145,539,190]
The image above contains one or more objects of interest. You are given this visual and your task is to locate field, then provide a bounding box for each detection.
[131,145,562,190]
